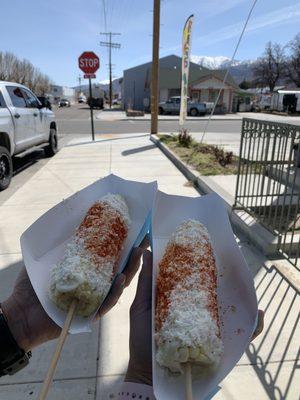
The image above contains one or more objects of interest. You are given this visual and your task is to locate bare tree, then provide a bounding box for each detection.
[0,51,52,94]
[253,42,286,92]
[286,33,300,87]
[33,71,51,95]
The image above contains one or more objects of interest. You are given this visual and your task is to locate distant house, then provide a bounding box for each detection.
[123,55,239,113]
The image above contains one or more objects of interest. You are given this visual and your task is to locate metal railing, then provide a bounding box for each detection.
[234,118,300,268]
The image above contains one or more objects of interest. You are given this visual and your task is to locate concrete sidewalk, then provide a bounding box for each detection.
[0,133,298,399]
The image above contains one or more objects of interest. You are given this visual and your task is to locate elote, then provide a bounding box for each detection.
[49,193,130,317]
[155,219,223,373]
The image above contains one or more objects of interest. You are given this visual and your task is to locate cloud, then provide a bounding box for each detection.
[160,2,300,56]
[163,0,248,19]
[196,2,300,47]
[197,0,248,18]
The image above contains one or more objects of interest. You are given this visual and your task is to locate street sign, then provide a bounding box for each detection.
[84,73,96,79]
[78,51,100,142]
[78,52,100,74]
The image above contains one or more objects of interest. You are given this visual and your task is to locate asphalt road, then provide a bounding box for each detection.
[3,104,297,203]
[55,105,243,135]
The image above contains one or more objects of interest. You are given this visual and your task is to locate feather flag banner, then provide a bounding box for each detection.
[179,14,194,126]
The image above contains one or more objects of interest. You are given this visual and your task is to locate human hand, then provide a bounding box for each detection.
[125,250,153,385]
[1,237,148,352]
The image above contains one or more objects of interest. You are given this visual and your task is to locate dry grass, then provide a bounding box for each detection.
[158,134,239,176]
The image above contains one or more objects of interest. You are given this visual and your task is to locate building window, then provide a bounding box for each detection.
[191,91,199,101]
[209,89,224,104]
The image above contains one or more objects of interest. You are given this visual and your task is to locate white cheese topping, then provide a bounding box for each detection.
[156,219,223,373]
[101,193,131,227]
[49,193,130,317]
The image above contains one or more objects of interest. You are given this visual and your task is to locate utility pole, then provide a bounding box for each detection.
[78,75,82,92]
[100,32,121,108]
[151,0,160,135]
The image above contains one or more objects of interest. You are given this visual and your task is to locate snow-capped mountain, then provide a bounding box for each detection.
[191,55,253,69]
[99,79,110,85]
[191,55,256,84]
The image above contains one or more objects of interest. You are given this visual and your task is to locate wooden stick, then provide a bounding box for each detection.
[184,362,193,400]
[38,300,78,400]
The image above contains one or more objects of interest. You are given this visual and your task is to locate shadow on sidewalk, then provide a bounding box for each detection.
[66,134,149,148]
[246,265,299,400]
[121,144,156,156]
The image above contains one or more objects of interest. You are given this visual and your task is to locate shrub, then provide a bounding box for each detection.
[178,129,192,147]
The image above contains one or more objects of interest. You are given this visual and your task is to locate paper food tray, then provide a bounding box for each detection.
[151,191,258,400]
[21,174,157,334]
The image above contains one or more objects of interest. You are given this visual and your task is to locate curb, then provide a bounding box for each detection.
[122,117,243,122]
[96,118,243,122]
[95,113,243,122]
[150,134,280,257]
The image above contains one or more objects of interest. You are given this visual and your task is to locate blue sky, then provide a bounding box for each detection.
[1,0,299,86]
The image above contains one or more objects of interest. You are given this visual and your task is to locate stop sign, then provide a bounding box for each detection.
[78,51,100,74]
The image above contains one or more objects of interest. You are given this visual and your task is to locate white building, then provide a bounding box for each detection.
[271,90,300,113]
[48,85,75,104]
[78,84,105,100]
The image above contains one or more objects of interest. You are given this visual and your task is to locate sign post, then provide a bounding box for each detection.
[78,51,100,141]
[88,77,95,141]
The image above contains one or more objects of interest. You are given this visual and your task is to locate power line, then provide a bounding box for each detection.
[77,75,82,93]
[101,0,108,31]
[200,0,259,143]
[108,0,116,31]
[100,32,121,108]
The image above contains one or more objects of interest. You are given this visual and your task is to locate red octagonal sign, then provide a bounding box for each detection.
[78,51,100,74]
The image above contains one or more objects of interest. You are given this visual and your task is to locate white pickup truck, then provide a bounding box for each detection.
[158,96,207,116]
[0,81,58,190]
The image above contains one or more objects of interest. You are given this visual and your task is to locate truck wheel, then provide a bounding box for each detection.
[45,128,58,157]
[190,108,199,116]
[0,146,13,191]
[159,107,164,115]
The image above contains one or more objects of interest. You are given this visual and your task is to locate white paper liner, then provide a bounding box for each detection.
[20,174,157,333]
[151,191,258,400]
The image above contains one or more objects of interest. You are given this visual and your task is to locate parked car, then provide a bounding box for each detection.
[0,81,57,190]
[87,97,104,109]
[159,96,206,116]
[78,95,86,103]
[59,98,71,107]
